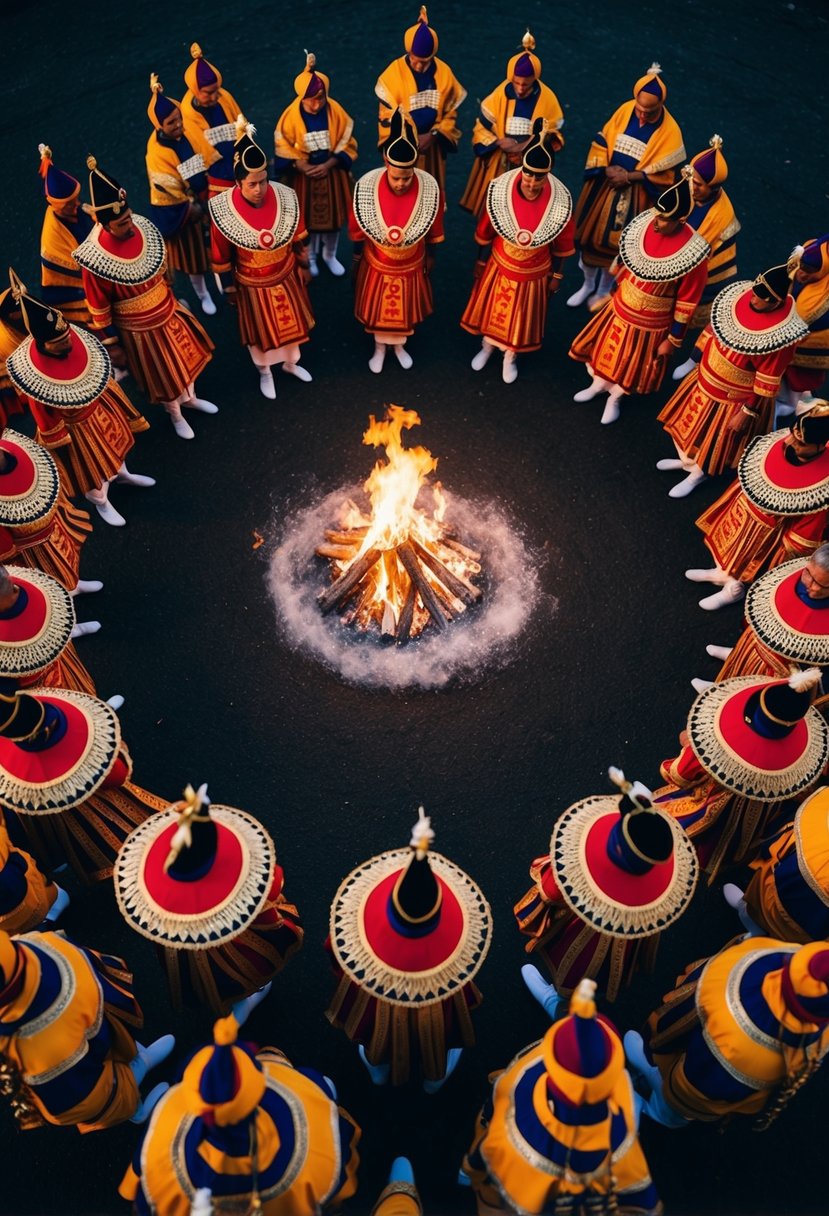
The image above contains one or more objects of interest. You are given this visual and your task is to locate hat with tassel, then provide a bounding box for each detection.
[294,49,329,99]
[788,235,829,278]
[686,668,829,801]
[404,5,438,58]
[507,29,541,81]
[542,979,625,1105]
[689,134,728,186]
[633,61,667,101]
[84,156,129,220]
[184,42,223,94]
[114,783,276,949]
[329,808,492,1005]
[181,1014,267,1125]
[232,113,268,176]
[38,144,79,205]
[147,73,181,129]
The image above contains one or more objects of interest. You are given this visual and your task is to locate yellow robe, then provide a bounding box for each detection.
[375,56,466,195]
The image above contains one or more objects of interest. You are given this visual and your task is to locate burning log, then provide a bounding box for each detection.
[396,582,417,642]
[410,538,482,606]
[318,547,382,614]
[397,541,448,632]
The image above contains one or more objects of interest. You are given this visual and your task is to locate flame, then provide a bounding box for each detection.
[320,408,482,637]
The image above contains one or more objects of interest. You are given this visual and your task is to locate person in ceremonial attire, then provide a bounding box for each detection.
[569,175,708,424]
[0,565,96,698]
[780,235,829,413]
[37,145,94,329]
[655,668,829,882]
[0,926,174,1132]
[0,689,168,886]
[119,1011,360,1216]
[210,116,313,400]
[145,74,217,317]
[567,63,685,310]
[723,784,829,942]
[671,136,740,379]
[114,781,303,1015]
[459,30,564,219]
[73,157,216,441]
[690,546,829,693]
[375,5,466,206]
[683,404,829,611]
[5,272,153,529]
[0,816,68,933]
[461,979,662,1216]
[274,51,358,279]
[325,809,491,1090]
[0,290,28,429]
[461,119,574,384]
[626,939,829,1130]
[0,429,99,598]
[349,109,442,374]
[515,767,697,1017]
[181,42,244,198]
[657,263,807,497]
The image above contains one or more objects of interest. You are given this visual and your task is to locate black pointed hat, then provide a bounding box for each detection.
[85,156,128,220]
[753,262,792,304]
[384,108,419,169]
[232,114,267,176]
[8,269,68,345]
[522,117,555,174]
[656,175,693,220]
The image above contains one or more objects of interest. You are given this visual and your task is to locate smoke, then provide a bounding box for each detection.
[267,485,543,689]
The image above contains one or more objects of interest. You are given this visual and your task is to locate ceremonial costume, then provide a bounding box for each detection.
[0,291,27,429]
[0,430,93,595]
[462,981,662,1216]
[73,158,216,441]
[5,274,152,528]
[37,146,93,328]
[181,43,244,196]
[658,265,807,497]
[115,783,303,1014]
[0,816,62,933]
[349,110,442,373]
[462,122,574,383]
[210,119,314,400]
[375,6,466,202]
[274,52,358,277]
[459,32,564,218]
[714,556,829,682]
[655,669,829,880]
[568,64,685,307]
[0,565,94,697]
[325,811,491,1088]
[570,177,708,424]
[515,770,697,1007]
[688,409,829,611]
[145,74,217,316]
[0,926,144,1131]
[120,1013,361,1215]
[0,689,168,886]
[633,939,829,1128]
[785,235,829,403]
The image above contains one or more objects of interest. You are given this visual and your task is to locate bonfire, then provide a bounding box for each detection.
[316,407,483,641]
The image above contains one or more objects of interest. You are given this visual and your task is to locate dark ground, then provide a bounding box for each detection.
[2,1,829,1212]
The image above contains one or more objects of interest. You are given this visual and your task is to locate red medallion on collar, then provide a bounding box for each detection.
[232,185,278,249]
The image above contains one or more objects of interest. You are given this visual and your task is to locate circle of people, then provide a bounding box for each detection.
[1,8,829,1215]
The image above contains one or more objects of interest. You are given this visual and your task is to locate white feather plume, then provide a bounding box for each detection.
[608,766,630,792]
[409,806,434,851]
[789,667,822,693]
[646,61,662,74]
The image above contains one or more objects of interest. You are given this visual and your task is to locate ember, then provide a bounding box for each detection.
[316,407,483,640]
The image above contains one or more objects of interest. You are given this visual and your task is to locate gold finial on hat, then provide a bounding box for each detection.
[304,49,316,71]
[522,29,536,51]
[149,72,163,95]
[709,133,723,150]
[190,42,203,58]
[163,782,209,872]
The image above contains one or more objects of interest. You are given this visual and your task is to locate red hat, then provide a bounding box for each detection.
[329,809,491,1006]
[114,783,276,949]
[745,558,829,669]
[541,980,625,1105]
[686,670,829,802]
[551,768,698,940]
[0,565,74,679]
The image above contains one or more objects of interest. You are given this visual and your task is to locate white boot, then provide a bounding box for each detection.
[566,258,599,307]
[71,620,101,637]
[587,268,615,309]
[685,567,728,585]
[699,579,745,611]
[574,371,611,402]
[502,350,518,384]
[106,694,125,711]
[368,342,386,374]
[183,396,219,414]
[114,463,156,488]
[44,884,70,923]
[321,232,346,276]
[706,643,733,660]
[691,677,714,694]
[672,356,697,381]
[85,484,126,527]
[129,1035,176,1085]
[255,366,276,400]
[393,344,413,369]
[282,362,313,382]
[164,401,195,439]
[600,390,624,425]
[668,464,706,498]
[70,579,103,596]
[471,339,494,371]
[308,234,321,278]
[189,274,216,316]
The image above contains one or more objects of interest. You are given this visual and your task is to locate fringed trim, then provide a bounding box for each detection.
[745,560,829,666]
[72,215,166,285]
[7,329,111,410]
[0,430,60,528]
[352,169,439,248]
[208,183,300,251]
[551,795,699,939]
[0,565,74,677]
[687,676,829,801]
[0,690,120,814]
[114,805,276,948]
[618,210,710,282]
[738,431,829,516]
[329,848,492,1007]
[486,169,573,248]
[711,282,808,355]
